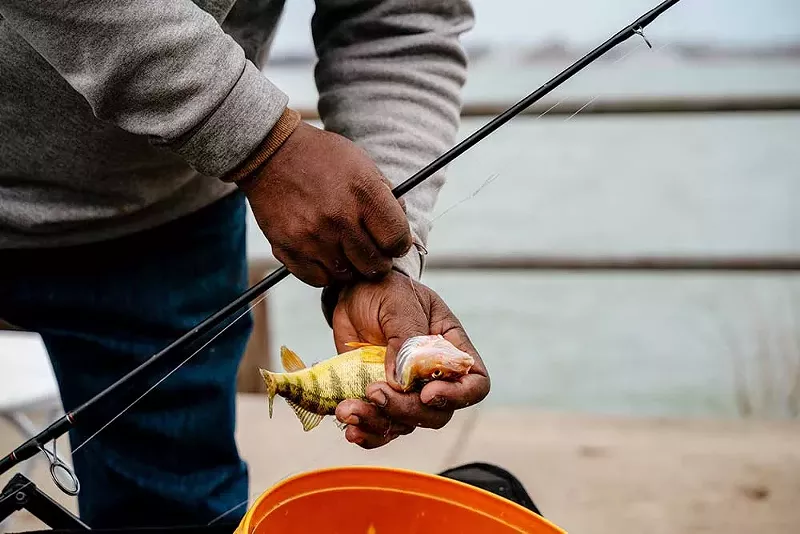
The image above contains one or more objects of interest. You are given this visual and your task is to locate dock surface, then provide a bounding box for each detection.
[2,394,799,533]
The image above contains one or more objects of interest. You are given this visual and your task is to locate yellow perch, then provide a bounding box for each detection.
[260,334,474,432]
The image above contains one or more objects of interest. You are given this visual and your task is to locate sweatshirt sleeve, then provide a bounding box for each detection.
[310,0,475,280]
[0,0,288,178]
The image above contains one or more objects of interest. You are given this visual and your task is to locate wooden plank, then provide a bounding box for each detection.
[235,262,273,394]
[294,95,800,120]
[244,254,800,273]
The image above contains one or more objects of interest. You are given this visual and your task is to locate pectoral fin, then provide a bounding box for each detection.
[286,399,324,432]
[280,346,307,372]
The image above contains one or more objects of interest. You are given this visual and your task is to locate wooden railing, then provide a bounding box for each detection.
[294,95,800,120]
[237,253,800,392]
[237,96,800,392]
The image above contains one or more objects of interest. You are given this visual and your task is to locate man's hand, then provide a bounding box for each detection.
[330,270,490,449]
[238,119,412,288]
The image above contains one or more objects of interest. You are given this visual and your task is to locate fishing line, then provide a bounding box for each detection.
[69,292,270,455]
[424,38,664,227]
[175,12,681,529]
[1,2,685,516]
[399,40,663,324]
[29,37,670,503]
[7,293,271,503]
[253,42,680,511]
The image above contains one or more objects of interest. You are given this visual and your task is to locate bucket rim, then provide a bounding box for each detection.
[236,465,566,534]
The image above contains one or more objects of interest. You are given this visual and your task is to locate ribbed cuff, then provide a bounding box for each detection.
[173,61,289,178]
[223,107,302,184]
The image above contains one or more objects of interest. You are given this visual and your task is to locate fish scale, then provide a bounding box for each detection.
[259,336,475,432]
[261,343,388,431]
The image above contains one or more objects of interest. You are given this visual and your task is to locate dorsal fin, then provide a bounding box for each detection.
[285,399,324,432]
[357,345,386,364]
[345,341,373,348]
[280,346,307,372]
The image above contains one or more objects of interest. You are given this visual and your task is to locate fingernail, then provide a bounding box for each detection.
[345,415,360,425]
[369,390,388,407]
[426,396,446,408]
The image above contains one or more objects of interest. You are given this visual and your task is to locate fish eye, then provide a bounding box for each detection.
[431,369,443,378]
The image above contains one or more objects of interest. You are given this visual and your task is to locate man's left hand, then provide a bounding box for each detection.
[331,270,490,449]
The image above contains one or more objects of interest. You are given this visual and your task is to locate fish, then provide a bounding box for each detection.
[259,334,475,432]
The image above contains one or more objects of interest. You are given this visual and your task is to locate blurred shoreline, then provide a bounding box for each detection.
[264,40,800,67]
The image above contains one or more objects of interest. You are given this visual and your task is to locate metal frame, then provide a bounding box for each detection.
[0,474,88,531]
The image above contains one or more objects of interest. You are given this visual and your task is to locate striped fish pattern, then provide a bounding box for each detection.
[260,335,475,432]
[260,342,388,431]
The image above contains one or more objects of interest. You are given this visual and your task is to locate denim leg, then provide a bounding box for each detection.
[0,191,253,528]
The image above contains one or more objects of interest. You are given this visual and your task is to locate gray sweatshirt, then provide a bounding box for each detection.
[0,0,473,279]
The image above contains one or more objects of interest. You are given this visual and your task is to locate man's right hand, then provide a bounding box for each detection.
[234,113,413,288]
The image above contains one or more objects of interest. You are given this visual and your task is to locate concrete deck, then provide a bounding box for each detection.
[2,394,799,533]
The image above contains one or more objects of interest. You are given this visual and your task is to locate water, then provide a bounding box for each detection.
[247,59,800,420]
[263,55,800,107]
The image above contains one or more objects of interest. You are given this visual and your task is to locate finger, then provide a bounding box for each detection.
[380,176,406,213]
[428,293,489,378]
[360,178,412,257]
[332,300,362,354]
[365,382,453,430]
[343,425,397,450]
[272,246,330,287]
[332,285,389,353]
[314,242,357,284]
[336,399,414,437]
[377,277,429,388]
[342,229,392,280]
[419,372,490,411]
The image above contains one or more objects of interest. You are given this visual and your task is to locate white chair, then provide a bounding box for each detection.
[0,330,72,531]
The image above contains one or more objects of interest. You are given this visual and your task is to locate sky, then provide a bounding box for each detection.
[267,0,800,56]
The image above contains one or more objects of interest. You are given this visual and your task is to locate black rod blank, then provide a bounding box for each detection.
[0,0,682,477]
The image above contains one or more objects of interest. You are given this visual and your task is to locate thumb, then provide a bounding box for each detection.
[380,279,430,389]
[332,299,360,354]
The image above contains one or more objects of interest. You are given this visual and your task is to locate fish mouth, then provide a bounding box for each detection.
[394,334,474,388]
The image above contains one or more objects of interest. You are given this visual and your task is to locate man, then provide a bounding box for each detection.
[0,0,490,528]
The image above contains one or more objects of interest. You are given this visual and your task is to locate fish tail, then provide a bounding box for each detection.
[260,368,278,418]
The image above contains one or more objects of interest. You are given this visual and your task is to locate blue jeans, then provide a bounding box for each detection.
[0,191,252,528]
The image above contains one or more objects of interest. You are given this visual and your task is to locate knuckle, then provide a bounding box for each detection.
[325,209,350,230]
[349,173,374,197]
[270,244,293,266]
[382,223,412,254]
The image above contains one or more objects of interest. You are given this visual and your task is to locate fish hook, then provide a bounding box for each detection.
[37,440,80,496]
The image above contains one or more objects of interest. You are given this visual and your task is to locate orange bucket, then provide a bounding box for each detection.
[234,465,566,534]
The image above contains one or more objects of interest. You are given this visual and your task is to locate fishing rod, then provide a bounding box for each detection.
[0,0,682,488]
